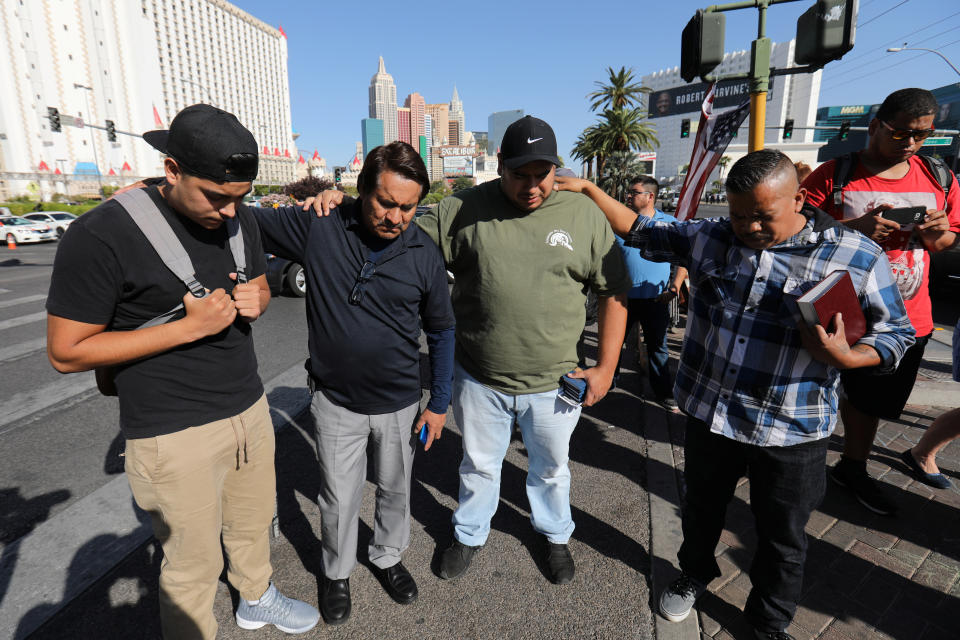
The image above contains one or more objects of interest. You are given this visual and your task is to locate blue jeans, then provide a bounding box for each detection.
[451,363,581,546]
[618,297,674,398]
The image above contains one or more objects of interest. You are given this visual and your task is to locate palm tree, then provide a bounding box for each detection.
[574,66,659,177]
[717,154,731,182]
[599,151,646,202]
[587,66,651,112]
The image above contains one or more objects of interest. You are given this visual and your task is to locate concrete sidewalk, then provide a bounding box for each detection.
[648,322,960,640]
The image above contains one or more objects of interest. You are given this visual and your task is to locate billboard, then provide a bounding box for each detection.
[443,155,473,177]
[648,77,775,119]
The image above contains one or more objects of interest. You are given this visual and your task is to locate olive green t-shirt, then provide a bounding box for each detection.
[416,179,630,394]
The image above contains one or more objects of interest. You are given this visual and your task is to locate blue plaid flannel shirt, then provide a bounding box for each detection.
[626,206,915,446]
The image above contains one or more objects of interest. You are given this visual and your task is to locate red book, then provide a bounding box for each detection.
[796,270,866,346]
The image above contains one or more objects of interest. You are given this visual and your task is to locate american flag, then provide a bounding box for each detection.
[675,83,750,221]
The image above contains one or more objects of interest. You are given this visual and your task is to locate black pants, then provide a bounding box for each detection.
[677,417,828,632]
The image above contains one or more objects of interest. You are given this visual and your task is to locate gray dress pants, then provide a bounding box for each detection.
[310,390,418,579]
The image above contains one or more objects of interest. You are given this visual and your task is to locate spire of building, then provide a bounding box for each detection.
[451,85,460,105]
[369,56,398,143]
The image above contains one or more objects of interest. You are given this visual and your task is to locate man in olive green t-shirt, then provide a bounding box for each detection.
[416,116,630,585]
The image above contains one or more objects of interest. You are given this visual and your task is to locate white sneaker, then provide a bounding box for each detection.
[235,583,320,634]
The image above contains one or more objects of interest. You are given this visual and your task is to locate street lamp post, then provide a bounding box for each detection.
[887,45,960,76]
[179,76,212,104]
[73,83,104,197]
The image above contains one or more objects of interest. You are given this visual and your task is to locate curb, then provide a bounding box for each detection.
[646,408,700,640]
[0,364,311,640]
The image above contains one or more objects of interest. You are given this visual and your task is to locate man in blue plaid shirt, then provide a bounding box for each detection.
[556,150,914,640]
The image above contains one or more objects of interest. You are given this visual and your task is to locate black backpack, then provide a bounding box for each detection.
[831,151,954,210]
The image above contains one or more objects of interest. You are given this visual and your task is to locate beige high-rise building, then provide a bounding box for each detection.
[404,92,426,150]
[0,0,298,199]
[369,56,398,144]
[425,103,449,147]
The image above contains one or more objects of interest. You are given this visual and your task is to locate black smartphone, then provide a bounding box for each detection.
[881,206,926,226]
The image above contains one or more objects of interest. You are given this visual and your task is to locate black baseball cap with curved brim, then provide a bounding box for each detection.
[143,104,259,182]
[500,116,561,169]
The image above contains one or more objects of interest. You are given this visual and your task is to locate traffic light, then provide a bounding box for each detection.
[48,107,61,133]
[334,166,343,184]
[783,119,794,140]
[838,121,851,140]
[680,119,691,139]
[680,9,726,83]
[795,0,857,67]
[105,120,116,142]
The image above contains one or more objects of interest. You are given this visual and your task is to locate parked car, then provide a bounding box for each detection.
[265,254,306,297]
[23,211,78,237]
[661,194,680,212]
[0,216,57,244]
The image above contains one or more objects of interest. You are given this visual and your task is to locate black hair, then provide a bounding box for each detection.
[876,88,938,122]
[628,175,659,198]
[725,150,797,194]
[357,141,430,200]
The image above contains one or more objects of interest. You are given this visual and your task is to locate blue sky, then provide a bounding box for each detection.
[232,0,959,169]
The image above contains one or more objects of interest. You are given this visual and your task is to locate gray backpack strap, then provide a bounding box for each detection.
[226,217,247,284]
[113,189,208,298]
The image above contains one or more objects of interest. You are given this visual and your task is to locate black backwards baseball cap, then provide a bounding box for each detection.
[143,104,259,182]
[500,115,561,169]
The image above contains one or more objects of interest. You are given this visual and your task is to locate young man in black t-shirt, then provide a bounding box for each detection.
[46,105,319,638]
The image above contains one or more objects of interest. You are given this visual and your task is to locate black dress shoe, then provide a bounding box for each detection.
[374,562,418,604]
[546,542,575,584]
[320,577,351,625]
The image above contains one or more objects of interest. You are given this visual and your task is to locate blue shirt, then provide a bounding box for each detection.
[251,202,456,415]
[626,206,915,446]
[615,209,678,298]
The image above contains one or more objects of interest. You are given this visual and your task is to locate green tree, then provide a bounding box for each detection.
[599,151,646,202]
[573,66,658,177]
[451,176,474,192]
[587,66,651,112]
[717,154,731,181]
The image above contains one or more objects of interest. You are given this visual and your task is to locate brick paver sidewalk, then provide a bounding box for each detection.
[647,318,960,640]
[665,406,960,640]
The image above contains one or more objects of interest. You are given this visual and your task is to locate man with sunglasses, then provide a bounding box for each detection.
[249,142,455,625]
[46,104,320,638]
[617,175,688,410]
[803,87,960,516]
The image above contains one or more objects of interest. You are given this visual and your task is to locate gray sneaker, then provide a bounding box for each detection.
[659,573,707,622]
[235,583,320,634]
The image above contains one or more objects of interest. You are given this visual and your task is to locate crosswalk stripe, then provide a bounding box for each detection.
[0,311,45,331]
[0,336,46,364]
[0,373,98,436]
[0,293,46,309]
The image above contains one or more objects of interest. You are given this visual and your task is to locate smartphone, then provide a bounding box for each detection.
[881,206,926,226]
[418,425,428,445]
[558,372,587,407]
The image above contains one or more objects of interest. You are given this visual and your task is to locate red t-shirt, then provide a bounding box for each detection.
[803,154,960,337]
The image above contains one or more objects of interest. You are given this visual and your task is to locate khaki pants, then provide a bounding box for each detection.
[125,394,275,640]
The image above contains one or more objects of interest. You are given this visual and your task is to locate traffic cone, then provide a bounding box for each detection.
[6,235,16,250]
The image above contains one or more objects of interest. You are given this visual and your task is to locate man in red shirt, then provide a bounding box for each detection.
[803,88,960,515]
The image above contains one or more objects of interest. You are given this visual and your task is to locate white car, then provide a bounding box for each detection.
[0,216,57,244]
[23,211,78,237]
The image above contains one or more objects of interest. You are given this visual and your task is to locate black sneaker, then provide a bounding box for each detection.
[545,542,575,584]
[438,539,480,580]
[830,460,897,516]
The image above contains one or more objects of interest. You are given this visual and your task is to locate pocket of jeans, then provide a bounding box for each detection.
[125,436,161,481]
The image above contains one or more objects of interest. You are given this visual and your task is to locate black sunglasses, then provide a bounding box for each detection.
[349,260,377,306]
